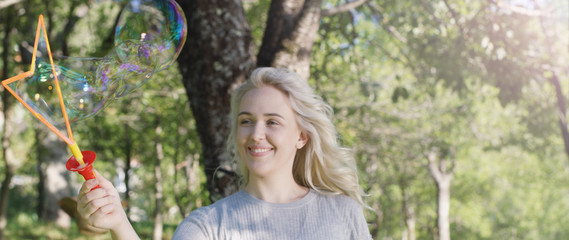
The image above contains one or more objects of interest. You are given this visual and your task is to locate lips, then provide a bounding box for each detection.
[248,146,273,156]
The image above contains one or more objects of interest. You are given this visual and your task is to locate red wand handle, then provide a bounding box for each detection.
[66,150,100,189]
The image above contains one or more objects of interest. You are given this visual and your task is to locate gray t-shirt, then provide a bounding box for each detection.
[172,189,372,240]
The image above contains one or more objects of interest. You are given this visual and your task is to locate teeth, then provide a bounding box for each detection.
[251,148,271,153]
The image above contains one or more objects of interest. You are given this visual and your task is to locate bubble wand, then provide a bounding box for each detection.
[1,15,99,188]
[2,0,187,190]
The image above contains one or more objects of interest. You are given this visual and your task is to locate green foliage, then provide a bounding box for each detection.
[1,0,207,237]
[5,213,107,239]
[3,211,180,239]
[243,0,271,47]
[1,0,569,239]
[313,0,569,239]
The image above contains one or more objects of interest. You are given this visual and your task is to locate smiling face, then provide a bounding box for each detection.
[237,86,308,181]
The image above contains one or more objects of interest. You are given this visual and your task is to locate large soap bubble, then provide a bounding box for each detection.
[113,0,187,95]
[8,0,187,130]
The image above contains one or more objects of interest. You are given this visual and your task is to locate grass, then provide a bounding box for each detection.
[3,212,179,240]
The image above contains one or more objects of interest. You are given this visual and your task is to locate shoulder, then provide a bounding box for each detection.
[312,190,363,213]
[172,191,249,240]
[311,190,373,240]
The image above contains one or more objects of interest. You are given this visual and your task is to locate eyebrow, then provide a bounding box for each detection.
[238,111,285,120]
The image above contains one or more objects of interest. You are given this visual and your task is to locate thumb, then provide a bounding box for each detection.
[93,170,114,188]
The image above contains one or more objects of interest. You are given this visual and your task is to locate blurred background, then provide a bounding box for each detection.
[0,0,568,239]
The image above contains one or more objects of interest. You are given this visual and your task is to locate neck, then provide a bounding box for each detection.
[245,173,309,203]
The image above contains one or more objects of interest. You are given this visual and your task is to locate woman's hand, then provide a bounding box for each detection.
[77,170,140,240]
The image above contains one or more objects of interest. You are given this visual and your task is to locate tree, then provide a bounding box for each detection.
[0,4,35,235]
[1,0,567,239]
[425,143,454,240]
[0,6,16,237]
[175,0,255,202]
[256,0,322,79]
[36,129,71,227]
[152,116,164,240]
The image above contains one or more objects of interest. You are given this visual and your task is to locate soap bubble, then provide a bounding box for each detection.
[113,0,187,95]
[8,0,187,132]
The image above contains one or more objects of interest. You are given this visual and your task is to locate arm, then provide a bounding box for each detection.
[77,170,140,240]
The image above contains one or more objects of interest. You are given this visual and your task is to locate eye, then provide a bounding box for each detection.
[239,119,252,125]
[267,120,279,126]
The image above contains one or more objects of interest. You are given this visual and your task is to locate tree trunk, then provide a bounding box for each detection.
[400,180,416,240]
[0,8,15,237]
[172,96,186,217]
[36,125,46,221]
[173,159,186,217]
[0,104,31,236]
[548,72,569,162]
[37,129,71,228]
[0,123,14,237]
[436,179,451,240]
[124,134,132,216]
[57,0,80,56]
[257,0,322,79]
[175,0,255,202]
[534,6,569,163]
[152,118,164,240]
[0,165,13,238]
[406,213,416,240]
[427,151,453,240]
[121,100,133,217]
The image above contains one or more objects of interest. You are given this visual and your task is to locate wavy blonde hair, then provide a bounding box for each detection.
[227,67,367,206]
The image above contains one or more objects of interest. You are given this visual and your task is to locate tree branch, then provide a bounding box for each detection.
[442,0,466,39]
[426,151,443,183]
[419,0,446,27]
[366,2,407,43]
[447,147,456,173]
[488,0,556,17]
[321,0,369,17]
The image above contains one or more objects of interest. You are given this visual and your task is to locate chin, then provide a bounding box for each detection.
[247,167,271,178]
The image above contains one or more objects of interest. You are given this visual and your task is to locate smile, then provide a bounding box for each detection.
[249,147,272,153]
[247,145,274,157]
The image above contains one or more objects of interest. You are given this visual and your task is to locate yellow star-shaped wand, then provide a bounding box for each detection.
[1,15,84,165]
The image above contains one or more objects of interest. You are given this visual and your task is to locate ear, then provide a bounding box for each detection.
[296,131,309,149]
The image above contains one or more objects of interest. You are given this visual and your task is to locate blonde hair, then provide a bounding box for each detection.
[227,67,367,206]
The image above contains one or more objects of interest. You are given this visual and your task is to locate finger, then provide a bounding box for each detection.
[80,196,112,218]
[78,189,111,213]
[96,201,120,215]
[79,179,100,196]
[91,203,123,222]
[78,188,109,209]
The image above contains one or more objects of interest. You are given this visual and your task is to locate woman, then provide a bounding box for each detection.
[77,67,372,239]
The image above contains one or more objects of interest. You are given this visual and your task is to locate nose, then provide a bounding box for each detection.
[252,122,265,141]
